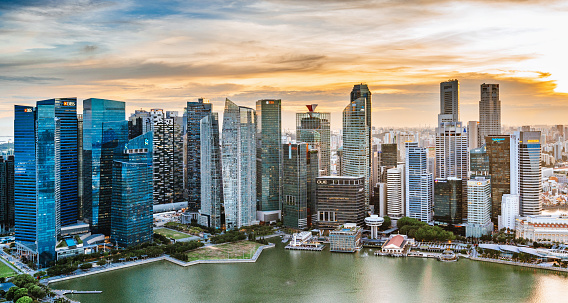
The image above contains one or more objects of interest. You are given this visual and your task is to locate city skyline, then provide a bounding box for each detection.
[1,1,568,134]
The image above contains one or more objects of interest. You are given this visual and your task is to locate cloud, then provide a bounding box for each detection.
[0,76,63,83]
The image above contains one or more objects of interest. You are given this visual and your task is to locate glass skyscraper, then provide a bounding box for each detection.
[83,98,127,235]
[518,131,541,216]
[199,112,223,229]
[405,142,433,223]
[0,155,15,233]
[110,132,153,247]
[186,98,212,211]
[433,178,463,224]
[256,99,282,221]
[296,105,330,176]
[223,99,256,229]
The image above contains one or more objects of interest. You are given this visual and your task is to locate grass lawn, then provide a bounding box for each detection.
[186,241,263,262]
[0,258,17,278]
[154,228,192,240]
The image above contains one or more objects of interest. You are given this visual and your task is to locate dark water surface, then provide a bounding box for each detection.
[52,241,568,303]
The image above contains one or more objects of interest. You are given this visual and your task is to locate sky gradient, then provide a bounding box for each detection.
[1,0,567,134]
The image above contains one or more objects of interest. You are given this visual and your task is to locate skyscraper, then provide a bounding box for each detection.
[186,98,212,211]
[77,114,84,220]
[405,143,433,223]
[433,178,463,224]
[343,96,371,205]
[350,84,372,162]
[296,105,330,176]
[380,143,398,168]
[470,145,489,176]
[386,165,405,219]
[518,131,541,216]
[440,80,459,123]
[478,84,501,146]
[466,177,493,238]
[282,143,311,229]
[223,99,257,229]
[111,132,153,247]
[83,98,127,235]
[256,99,282,222]
[0,155,14,233]
[316,176,365,229]
[435,120,469,180]
[199,112,223,229]
[468,121,479,150]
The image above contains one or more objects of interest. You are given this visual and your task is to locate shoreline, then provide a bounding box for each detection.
[470,256,568,273]
[46,243,275,284]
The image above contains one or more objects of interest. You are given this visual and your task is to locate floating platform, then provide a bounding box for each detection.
[285,244,325,251]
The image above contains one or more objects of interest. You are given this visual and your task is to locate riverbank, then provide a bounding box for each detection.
[45,243,275,284]
[470,256,568,273]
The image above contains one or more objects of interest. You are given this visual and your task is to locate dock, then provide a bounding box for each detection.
[285,244,325,251]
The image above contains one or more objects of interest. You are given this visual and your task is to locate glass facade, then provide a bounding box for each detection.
[433,178,463,224]
[83,98,126,235]
[186,99,212,211]
[470,145,489,176]
[111,132,153,247]
[199,113,223,229]
[380,143,398,168]
[485,135,512,221]
[343,97,370,205]
[296,108,330,176]
[405,143,433,223]
[519,131,541,216]
[282,143,310,229]
[0,155,15,233]
[315,176,365,229]
[256,99,282,213]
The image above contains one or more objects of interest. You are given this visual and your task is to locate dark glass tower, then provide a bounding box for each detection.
[315,176,365,230]
[0,155,14,233]
[433,178,463,224]
[380,143,398,168]
[296,105,330,176]
[186,98,212,211]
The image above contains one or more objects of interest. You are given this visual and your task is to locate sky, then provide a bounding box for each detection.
[1,0,568,135]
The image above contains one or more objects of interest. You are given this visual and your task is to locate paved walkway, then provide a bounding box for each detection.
[471,257,568,273]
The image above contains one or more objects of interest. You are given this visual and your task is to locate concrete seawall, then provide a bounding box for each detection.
[46,243,275,284]
[471,257,568,273]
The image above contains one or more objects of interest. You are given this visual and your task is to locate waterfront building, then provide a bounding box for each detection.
[498,194,519,231]
[365,215,384,239]
[256,99,282,222]
[433,178,463,225]
[518,131,542,216]
[466,177,493,238]
[516,214,568,243]
[478,84,501,146]
[151,109,184,205]
[485,134,519,222]
[199,113,223,229]
[83,98,127,235]
[440,80,459,123]
[222,99,257,229]
[386,165,405,219]
[296,104,330,176]
[186,98,213,211]
[111,132,153,247]
[316,176,365,229]
[405,143,433,223]
[343,97,371,205]
[468,121,479,150]
[0,156,14,233]
[329,223,362,253]
[381,234,410,254]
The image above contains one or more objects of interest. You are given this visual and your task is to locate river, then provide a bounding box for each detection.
[52,240,568,303]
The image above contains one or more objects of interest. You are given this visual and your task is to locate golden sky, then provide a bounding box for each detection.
[1,0,568,133]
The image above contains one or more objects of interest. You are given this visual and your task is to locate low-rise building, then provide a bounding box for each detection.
[382,234,410,254]
[516,214,568,243]
[329,223,362,253]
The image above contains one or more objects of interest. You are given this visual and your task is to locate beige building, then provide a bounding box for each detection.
[516,214,568,243]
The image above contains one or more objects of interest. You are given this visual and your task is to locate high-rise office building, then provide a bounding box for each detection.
[151,109,184,205]
[470,145,489,176]
[186,98,212,211]
[386,165,405,219]
[296,105,330,176]
[316,176,365,229]
[433,178,463,224]
[440,80,459,123]
[350,84,372,163]
[435,120,469,180]
[256,99,282,222]
[222,99,257,229]
[405,143,433,223]
[498,194,519,231]
[111,132,153,247]
[485,135,519,222]
[199,112,223,229]
[466,177,493,238]
[14,98,78,267]
[77,114,84,220]
[128,110,152,140]
[518,131,541,216]
[83,98,127,235]
[0,156,14,233]
[478,84,501,146]
[468,121,479,150]
[380,143,398,168]
[343,97,371,205]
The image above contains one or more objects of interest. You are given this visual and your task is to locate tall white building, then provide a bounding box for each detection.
[440,80,459,123]
[518,131,542,216]
[386,165,405,219]
[466,177,493,238]
[498,194,519,231]
[405,143,433,223]
[468,121,479,150]
[435,119,469,180]
[199,113,223,229]
[478,84,501,147]
[222,99,257,229]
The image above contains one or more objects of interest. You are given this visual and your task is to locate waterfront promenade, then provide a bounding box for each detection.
[45,243,275,284]
[470,257,568,273]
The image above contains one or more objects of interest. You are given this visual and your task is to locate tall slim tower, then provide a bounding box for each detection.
[405,143,433,223]
[0,156,14,233]
[343,97,371,205]
[256,99,282,222]
[223,99,257,229]
[296,104,330,176]
[350,84,372,172]
[466,177,493,238]
[478,84,501,146]
[199,112,223,229]
[440,80,459,123]
[518,131,541,216]
[186,98,212,211]
[386,165,405,219]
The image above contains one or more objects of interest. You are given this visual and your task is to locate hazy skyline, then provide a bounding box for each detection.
[1,0,568,134]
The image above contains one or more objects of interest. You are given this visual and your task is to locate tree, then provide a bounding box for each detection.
[380,216,392,231]
[29,285,46,299]
[13,287,28,302]
[16,296,33,303]
[6,286,19,301]
[97,259,107,266]
[10,274,36,288]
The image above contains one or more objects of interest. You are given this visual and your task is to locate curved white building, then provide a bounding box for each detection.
[365,215,384,239]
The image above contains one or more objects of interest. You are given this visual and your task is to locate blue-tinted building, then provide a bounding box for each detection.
[186,98,212,211]
[83,98,127,235]
[405,142,433,223]
[199,113,223,229]
[111,132,153,247]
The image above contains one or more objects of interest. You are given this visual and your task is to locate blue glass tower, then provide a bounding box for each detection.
[83,98,127,235]
[111,132,153,247]
[405,142,433,223]
[186,98,212,211]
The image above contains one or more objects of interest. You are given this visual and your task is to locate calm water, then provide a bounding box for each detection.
[53,241,568,303]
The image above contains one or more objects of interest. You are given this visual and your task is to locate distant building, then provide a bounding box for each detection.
[433,178,463,225]
[296,104,330,176]
[498,194,519,231]
[329,223,362,253]
[468,121,479,150]
[466,177,493,238]
[0,156,14,233]
[478,84,501,146]
[516,214,568,243]
[316,176,365,229]
[386,165,405,219]
[380,143,398,168]
[470,145,489,176]
[440,80,459,123]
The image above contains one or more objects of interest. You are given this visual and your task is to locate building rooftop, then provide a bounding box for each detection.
[384,235,405,248]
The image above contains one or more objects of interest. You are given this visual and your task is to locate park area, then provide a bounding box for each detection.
[0,258,17,278]
[186,241,263,262]
[154,228,192,240]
